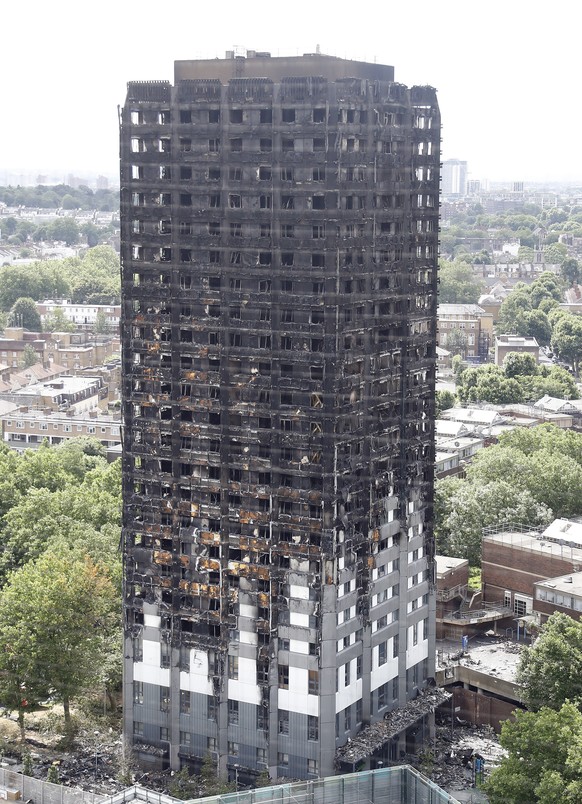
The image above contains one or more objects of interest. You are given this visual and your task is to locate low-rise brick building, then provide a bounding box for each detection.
[482,519,582,619]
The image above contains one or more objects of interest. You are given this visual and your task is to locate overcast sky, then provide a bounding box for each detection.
[1,0,579,184]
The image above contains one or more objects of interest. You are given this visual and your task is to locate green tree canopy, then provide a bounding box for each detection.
[438,260,484,303]
[561,257,581,286]
[456,358,578,404]
[9,297,41,331]
[44,306,76,333]
[436,390,456,415]
[503,351,538,377]
[466,427,582,517]
[0,545,118,732]
[435,478,551,565]
[517,613,582,711]
[486,702,582,804]
[552,314,582,373]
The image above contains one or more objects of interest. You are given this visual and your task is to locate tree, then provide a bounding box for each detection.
[60,194,77,210]
[47,218,80,246]
[94,309,110,334]
[517,613,582,711]
[552,314,582,374]
[9,297,41,331]
[443,328,468,357]
[561,258,581,287]
[522,309,552,346]
[436,478,551,565]
[44,306,76,333]
[503,351,538,378]
[520,366,579,402]
[0,546,117,734]
[496,290,532,334]
[80,222,101,247]
[20,344,39,368]
[517,245,534,262]
[438,260,484,303]
[486,702,582,804]
[466,428,582,517]
[436,390,455,415]
[457,364,524,404]
[543,242,568,264]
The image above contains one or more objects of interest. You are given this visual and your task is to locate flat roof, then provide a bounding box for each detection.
[484,530,582,561]
[436,555,469,577]
[1,410,120,424]
[174,53,395,83]
[535,571,582,596]
[440,407,503,425]
[15,376,100,399]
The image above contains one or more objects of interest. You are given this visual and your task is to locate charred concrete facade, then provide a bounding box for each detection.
[120,53,440,783]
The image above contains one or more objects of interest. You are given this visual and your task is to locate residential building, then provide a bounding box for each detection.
[0,327,119,373]
[0,374,104,411]
[441,159,467,198]
[1,407,121,452]
[120,51,440,782]
[37,299,121,330]
[436,303,492,360]
[494,334,539,366]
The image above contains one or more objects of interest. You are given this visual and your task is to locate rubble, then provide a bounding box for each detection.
[426,723,506,793]
[336,688,451,764]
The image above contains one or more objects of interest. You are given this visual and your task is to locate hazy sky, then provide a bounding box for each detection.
[1,0,580,184]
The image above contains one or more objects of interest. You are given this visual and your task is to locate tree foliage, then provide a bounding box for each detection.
[0,246,120,311]
[438,260,484,303]
[486,702,582,804]
[0,184,118,211]
[0,546,118,731]
[456,356,578,404]
[465,426,582,518]
[435,478,551,565]
[436,390,456,415]
[43,306,76,333]
[552,314,582,374]
[9,297,41,331]
[435,425,582,563]
[517,613,582,711]
[561,257,581,286]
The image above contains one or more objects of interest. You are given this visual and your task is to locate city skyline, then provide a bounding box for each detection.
[1,0,580,185]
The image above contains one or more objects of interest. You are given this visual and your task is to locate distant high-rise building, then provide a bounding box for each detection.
[466,179,481,196]
[120,51,440,783]
[441,159,467,197]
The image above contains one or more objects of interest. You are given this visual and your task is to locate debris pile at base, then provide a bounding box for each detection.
[336,688,452,765]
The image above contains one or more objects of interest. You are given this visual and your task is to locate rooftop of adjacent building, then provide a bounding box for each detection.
[435,555,469,579]
[2,408,121,424]
[535,570,582,597]
[437,635,522,686]
[495,334,539,347]
[483,518,582,556]
[8,375,101,400]
[437,303,488,317]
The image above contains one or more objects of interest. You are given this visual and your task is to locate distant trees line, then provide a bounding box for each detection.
[0,245,121,311]
[0,184,118,211]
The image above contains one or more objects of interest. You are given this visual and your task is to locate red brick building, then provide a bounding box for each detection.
[482,520,582,619]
